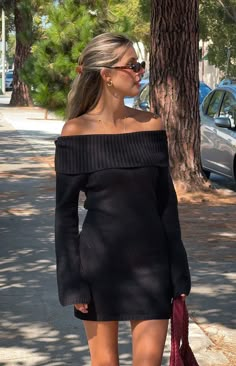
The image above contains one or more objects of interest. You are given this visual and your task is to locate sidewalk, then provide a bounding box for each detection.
[0,99,233,365]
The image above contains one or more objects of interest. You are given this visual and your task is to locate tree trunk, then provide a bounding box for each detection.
[10,0,33,106]
[150,0,205,190]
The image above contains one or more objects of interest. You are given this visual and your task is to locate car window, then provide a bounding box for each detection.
[199,83,211,104]
[206,90,224,118]
[219,92,236,127]
[202,91,213,114]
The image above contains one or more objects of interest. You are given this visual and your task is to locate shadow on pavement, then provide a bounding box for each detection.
[179,201,236,331]
[0,119,234,365]
[0,123,137,365]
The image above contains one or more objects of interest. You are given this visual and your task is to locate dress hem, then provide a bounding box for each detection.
[74,309,171,321]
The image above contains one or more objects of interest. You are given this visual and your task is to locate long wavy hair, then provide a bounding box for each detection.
[67,33,133,120]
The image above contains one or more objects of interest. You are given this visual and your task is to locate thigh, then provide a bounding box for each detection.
[83,320,119,366]
[130,319,169,366]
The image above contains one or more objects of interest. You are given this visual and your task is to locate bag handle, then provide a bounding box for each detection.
[170,297,200,366]
[170,297,189,366]
[181,300,190,351]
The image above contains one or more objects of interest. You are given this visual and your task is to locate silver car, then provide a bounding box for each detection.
[200,85,236,181]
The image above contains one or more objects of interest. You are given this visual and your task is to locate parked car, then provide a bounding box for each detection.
[132,81,236,182]
[200,85,236,181]
[133,81,212,111]
[5,70,14,90]
[217,78,236,87]
[199,82,212,104]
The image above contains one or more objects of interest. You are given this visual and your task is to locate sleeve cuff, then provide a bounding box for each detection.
[59,281,91,306]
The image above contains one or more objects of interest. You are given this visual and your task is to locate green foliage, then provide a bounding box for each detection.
[200,0,236,76]
[6,33,15,67]
[139,0,150,22]
[108,0,150,47]
[22,0,108,115]
[0,1,15,52]
[20,0,151,114]
[1,0,52,70]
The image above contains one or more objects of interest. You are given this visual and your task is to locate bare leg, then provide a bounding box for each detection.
[83,320,119,366]
[130,319,168,366]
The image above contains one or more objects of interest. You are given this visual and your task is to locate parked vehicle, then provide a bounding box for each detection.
[5,70,14,90]
[132,81,212,111]
[199,82,212,104]
[200,85,236,181]
[131,81,236,182]
[217,78,236,87]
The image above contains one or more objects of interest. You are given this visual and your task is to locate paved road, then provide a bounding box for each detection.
[0,103,231,366]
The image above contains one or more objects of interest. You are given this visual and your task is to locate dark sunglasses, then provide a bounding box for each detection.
[103,61,145,73]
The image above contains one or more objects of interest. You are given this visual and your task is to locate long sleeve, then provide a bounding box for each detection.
[157,167,191,298]
[55,172,91,306]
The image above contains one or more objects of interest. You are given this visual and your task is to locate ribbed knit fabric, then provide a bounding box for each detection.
[55,130,168,174]
[55,130,191,321]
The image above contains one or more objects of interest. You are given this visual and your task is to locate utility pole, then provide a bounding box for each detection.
[1,8,6,94]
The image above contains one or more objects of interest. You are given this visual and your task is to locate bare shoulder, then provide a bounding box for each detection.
[61,116,87,136]
[130,108,165,131]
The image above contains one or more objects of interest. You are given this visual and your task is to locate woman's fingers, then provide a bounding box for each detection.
[74,303,88,313]
[180,294,186,301]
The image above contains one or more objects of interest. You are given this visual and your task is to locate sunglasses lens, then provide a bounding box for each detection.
[132,61,145,72]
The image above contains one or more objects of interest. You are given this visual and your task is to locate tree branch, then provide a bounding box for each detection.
[217,0,236,23]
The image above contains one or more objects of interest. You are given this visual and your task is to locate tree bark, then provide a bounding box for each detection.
[10,0,33,106]
[150,0,205,190]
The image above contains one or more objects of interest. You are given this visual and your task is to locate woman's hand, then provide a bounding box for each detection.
[74,303,88,313]
[180,294,186,301]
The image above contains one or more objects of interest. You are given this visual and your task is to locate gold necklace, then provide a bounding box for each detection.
[98,115,129,133]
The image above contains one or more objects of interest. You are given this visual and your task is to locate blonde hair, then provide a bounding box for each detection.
[67,33,133,120]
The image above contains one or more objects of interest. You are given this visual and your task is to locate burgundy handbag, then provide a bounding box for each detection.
[170,297,200,366]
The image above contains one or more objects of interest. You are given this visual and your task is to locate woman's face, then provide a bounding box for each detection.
[107,45,145,98]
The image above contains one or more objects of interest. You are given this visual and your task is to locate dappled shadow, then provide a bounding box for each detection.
[0,115,234,365]
[179,201,236,329]
[1,120,93,365]
[0,119,136,366]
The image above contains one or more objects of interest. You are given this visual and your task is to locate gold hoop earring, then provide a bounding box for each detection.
[107,80,113,87]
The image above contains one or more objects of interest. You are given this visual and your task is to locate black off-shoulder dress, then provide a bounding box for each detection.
[54,130,191,321]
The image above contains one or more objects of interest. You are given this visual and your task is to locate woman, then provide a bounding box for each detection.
[55,33,191,366]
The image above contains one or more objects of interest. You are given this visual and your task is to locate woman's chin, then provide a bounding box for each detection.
[125,90,140,98]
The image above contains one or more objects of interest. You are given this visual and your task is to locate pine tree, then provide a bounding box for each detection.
[150,0,204,190]
[22,0,109,116]
[200,0,236,76]
[0,0,51,106]
[108,0,150,46]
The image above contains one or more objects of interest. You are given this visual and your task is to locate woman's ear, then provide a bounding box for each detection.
[100,68,111,84]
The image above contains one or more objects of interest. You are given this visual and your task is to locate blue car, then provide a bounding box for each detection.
[131,81,212,111]
[5,70,14,90]
[216,78,236,88]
